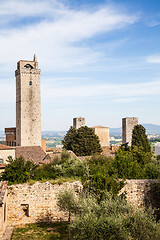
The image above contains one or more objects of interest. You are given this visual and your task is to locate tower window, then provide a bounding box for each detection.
[29,81,32,85]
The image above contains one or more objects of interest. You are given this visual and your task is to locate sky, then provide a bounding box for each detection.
[0,0,160,131]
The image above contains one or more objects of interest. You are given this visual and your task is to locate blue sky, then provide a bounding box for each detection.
[0,0,160,131]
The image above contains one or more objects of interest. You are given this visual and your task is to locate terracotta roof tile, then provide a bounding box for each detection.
[0,144,14,150]
[15,146,46,164]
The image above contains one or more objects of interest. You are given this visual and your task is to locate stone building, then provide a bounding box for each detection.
[0,144,15,165]
[0,181,8,238]
[15,54,41,147]
[5,128,16,147]
[73,117,85,129]
[122,117,138,146]
[92,126,109,147]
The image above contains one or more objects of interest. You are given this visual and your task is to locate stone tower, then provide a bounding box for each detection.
[15,55,41,146]
[73,117,85,129]
[122,117,138,146]
[92,126,109,147]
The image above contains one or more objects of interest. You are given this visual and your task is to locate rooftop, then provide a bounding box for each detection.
[15,146,46,164]
[0,144,15,150]
[91,126,109,129]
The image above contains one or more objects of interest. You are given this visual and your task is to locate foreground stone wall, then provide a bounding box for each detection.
[7,181,82,226]
[119,179,160,209]
[7,180,160,226]
[0,182,8,238]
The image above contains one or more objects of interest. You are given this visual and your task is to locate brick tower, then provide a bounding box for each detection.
[15,55,41,146]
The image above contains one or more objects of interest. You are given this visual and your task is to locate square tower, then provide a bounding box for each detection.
[73,117,85,129]
[15,55,41,146]
[92,126,109,147]
[122,117,138,146]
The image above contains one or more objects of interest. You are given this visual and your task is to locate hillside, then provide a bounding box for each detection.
[110,124,160,135]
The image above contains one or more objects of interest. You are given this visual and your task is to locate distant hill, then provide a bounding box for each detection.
[110,124,160,135]
[41,131,66,138]
[142,124,160,134]
[110,128,122,135]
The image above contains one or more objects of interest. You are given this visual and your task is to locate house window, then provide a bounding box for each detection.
[0,158,3,163]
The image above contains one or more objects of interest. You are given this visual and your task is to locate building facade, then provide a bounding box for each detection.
[15,55,41,146]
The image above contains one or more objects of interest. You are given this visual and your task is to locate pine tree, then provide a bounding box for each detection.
[62,126,102,156]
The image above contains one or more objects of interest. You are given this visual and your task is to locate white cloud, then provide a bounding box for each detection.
[41,78,160,101]
[147,55,160,64]
[0,0,138,73]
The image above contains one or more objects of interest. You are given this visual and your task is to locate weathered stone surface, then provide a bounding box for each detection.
[92,126,109,147]
[0,181,8,238]
[7,181,83,226]
[122,117,138,146]
[16,56,41,147]
[73,117,85,129]
[120,179,160,209]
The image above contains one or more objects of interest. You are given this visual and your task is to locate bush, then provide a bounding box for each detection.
[57,189,160,240]
[1,156,38,185]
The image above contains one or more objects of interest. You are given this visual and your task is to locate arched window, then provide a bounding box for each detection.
[29,81,32,85]
[24,64,33,69]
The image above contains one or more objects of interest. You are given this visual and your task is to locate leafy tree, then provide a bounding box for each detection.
[131,124,151,153]
[62,126,102,156]
[113,147,146,179]
[58,189,160,240]
[57,186,79,239]
[1,156,38,184]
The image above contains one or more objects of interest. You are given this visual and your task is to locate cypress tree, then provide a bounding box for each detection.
[131,124,151,153]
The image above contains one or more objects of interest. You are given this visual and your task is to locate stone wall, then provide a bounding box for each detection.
[119,179,160,209]
[0,182,8,238]
[7,181,82,226]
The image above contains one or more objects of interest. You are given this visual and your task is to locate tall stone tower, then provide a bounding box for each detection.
[122,117,138,146]
[73,117,85,129]
[15,55,41,146]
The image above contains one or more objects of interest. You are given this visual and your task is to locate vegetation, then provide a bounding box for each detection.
[62,126,102,156]
[1,156,37,185]
[2,127,160,239]
[11,222,68,240]
[132,124,151,153]
[1,151,87,185]
[57,189,160,240]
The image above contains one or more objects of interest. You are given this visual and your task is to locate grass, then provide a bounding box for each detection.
[11,222,68,240]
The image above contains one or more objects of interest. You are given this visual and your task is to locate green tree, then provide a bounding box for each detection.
[62,126,102,156]
[58,189,160,240]
[1,156,38,184]
[131,124,151,153]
